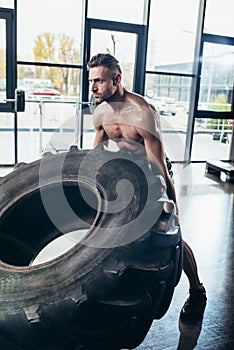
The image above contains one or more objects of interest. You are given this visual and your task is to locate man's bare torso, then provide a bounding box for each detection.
[94,89,158,154]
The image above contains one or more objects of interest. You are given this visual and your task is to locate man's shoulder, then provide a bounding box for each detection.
[93,103,105,125]
[93,102,115,127]
[93,102,111,116]
[125,90,149,106]
[125,91,158,117]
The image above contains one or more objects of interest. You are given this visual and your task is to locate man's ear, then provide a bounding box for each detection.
[113,73,121,86]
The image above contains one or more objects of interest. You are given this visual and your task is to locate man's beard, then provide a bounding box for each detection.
[92,90,116,105]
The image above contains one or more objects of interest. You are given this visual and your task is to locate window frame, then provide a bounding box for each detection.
[194,33,234,120]
[0,7,16,112]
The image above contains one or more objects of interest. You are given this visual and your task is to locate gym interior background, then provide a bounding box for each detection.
[0,0,233,165]
[0,0,234,349]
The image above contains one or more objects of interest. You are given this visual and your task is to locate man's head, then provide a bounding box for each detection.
[87,53,122,103]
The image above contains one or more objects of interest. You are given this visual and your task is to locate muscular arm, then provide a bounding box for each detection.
[149,103,162,131]
[136,109,177,204]
[93,107,109,147]
[93,125,108,146]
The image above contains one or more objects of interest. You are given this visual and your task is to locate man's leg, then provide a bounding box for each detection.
[180,240,207,321]
[182,240,203,289]
[164,157,206,321]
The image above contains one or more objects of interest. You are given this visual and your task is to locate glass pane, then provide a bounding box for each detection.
[17,99,78,163]
[192,118,232,161]
[0,112,14,164]
[145,74,193,162]
[145,74,192,102]
[82,112,95,149]
[90,29,137,90]
[88,0,146,24]
[198,43,234,112]
[0,19,6,103]
[204,0,234,37]
[18,66,81,99]
[147,0,199,74]
[17,64,81,163]
[17,0,83,64]
[160,112,189,163]
[0,0,14,8]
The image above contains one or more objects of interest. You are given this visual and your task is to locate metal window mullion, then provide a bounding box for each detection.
[184,0,206,163]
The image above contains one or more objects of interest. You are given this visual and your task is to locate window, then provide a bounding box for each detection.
[198,42,234,113]
[204,0,234,37]
[146,0,200,162]
[87,0,146,24]
[0,0,14,8]
[0,7,16,112]
[0,19,6,103]
[15,0,84,163]
[17,66,81,98]
[17,0,83,64]
[1,0,233,164]
[192,118,232,161]
[147,0,199,74]
[90,29,137,90]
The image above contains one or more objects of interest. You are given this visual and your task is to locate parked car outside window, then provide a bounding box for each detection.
[152,97,177,116]
[26,88,61,101]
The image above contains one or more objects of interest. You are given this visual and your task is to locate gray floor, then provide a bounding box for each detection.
[136,163,234,350]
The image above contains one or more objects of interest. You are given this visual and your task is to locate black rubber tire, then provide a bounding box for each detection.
[0,145,182,350]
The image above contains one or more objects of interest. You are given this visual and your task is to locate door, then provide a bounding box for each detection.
[0,8,16,112]
[0,7,17,165]
[80,18,148,148]
[82,18,148,101]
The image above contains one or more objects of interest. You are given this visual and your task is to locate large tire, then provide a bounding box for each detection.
[0,145,182,350]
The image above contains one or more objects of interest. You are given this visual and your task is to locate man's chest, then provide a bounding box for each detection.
[103,123,139,141]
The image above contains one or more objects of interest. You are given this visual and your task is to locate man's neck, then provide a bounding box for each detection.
[108,86,125,103]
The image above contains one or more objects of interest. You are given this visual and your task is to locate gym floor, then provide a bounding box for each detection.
[136,163,234,350]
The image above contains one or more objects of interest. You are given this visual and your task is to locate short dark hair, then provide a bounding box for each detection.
[87,53,122,74]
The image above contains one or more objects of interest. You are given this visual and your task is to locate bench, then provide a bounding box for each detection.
[205,160,234,183]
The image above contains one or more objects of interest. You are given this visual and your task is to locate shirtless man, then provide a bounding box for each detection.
[87,53,207,322]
